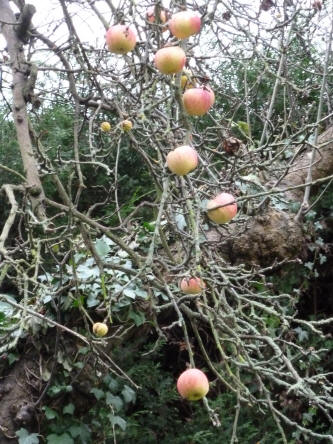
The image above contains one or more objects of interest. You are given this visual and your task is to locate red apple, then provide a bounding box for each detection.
[180,277,205,294]
[177,368,209,401]
[169,11,201,39]
[166,145,198,176]
[183,86,215,116]
[147,6,167,23]
[206,192,237,224]
[154,46,186,75]
[105,24,137,54]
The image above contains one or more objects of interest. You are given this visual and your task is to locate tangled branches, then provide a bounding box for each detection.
[0,0,332,441]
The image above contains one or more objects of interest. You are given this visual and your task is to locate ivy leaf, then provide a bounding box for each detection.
[16,428,40,444]
[76,263,99,280]
[90,388,105,400]
[304,262,314,271]
[134,288,148,299]
[68,424,91,441]
[63,403,75,415]
[128,309,145,326]
[104,375,119,391]
[46,433,74,444]
[121,385,136,403]
[95,238,111,259]
[294,327,309,342]
[48,384,72,397]
[175,213,187,231]
[105,393,123,411]
[43,406,58,420]
[0,297,15,317]
[319,254,327,265]
[7,353,19,365]
[123,288,136,299]
[100,235,115,247]
[86,293,100,308]
[108,415,127,431]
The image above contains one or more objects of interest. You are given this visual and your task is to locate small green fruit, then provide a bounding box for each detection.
[92,322,108,337]
[100,121,111,132]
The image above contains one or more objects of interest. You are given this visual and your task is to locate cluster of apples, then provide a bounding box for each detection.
[104,7,238,401]
[100,119,133,133]
[104,10,237,226]
[105,10,215,117]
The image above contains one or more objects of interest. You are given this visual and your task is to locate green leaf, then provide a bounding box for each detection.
[103,375,119,391]
[43,406,58,420]
[142,221,155,232]
[108,415,127,431]
[95,238,111,259]
[90,388,105,400]
[0,297,15,317]
[78,346,89,355]
[7,352,19,365]
[128,309,146,326]
[294,327,309,342]
[304,262,314,271]
[123,288,136,299]
[121,385,136,403]
[41,366,51,382]
[86,293,100,308]
[16,428,39,444]
[76,263,99,280]
[48,384,72,397]
[175,213,187,231]
[63,403,75,415]
[68,424,91,441]
[134,288,149,299]
[236,120,250,136]
[105,393,123,411]
[46,433,74,444]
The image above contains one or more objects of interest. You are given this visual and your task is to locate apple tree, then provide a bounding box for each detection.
[0,0,332,442]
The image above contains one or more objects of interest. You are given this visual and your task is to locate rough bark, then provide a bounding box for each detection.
[0,356,38,442]
[229,209,306,266]
[0,0,45,219]
[279,125,333,201]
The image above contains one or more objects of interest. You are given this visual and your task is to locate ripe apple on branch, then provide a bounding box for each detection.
[177,368,209,401]
[180,277,206,294]
[169,11,201,39]
[154,46,186,74]
[105,24,137,54]
[166,145,198,176]
[206,193,238,224]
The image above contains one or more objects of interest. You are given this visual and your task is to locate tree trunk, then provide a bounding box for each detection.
[0,0,45,219]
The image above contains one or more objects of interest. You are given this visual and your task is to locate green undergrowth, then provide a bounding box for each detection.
[29,342,289,444]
